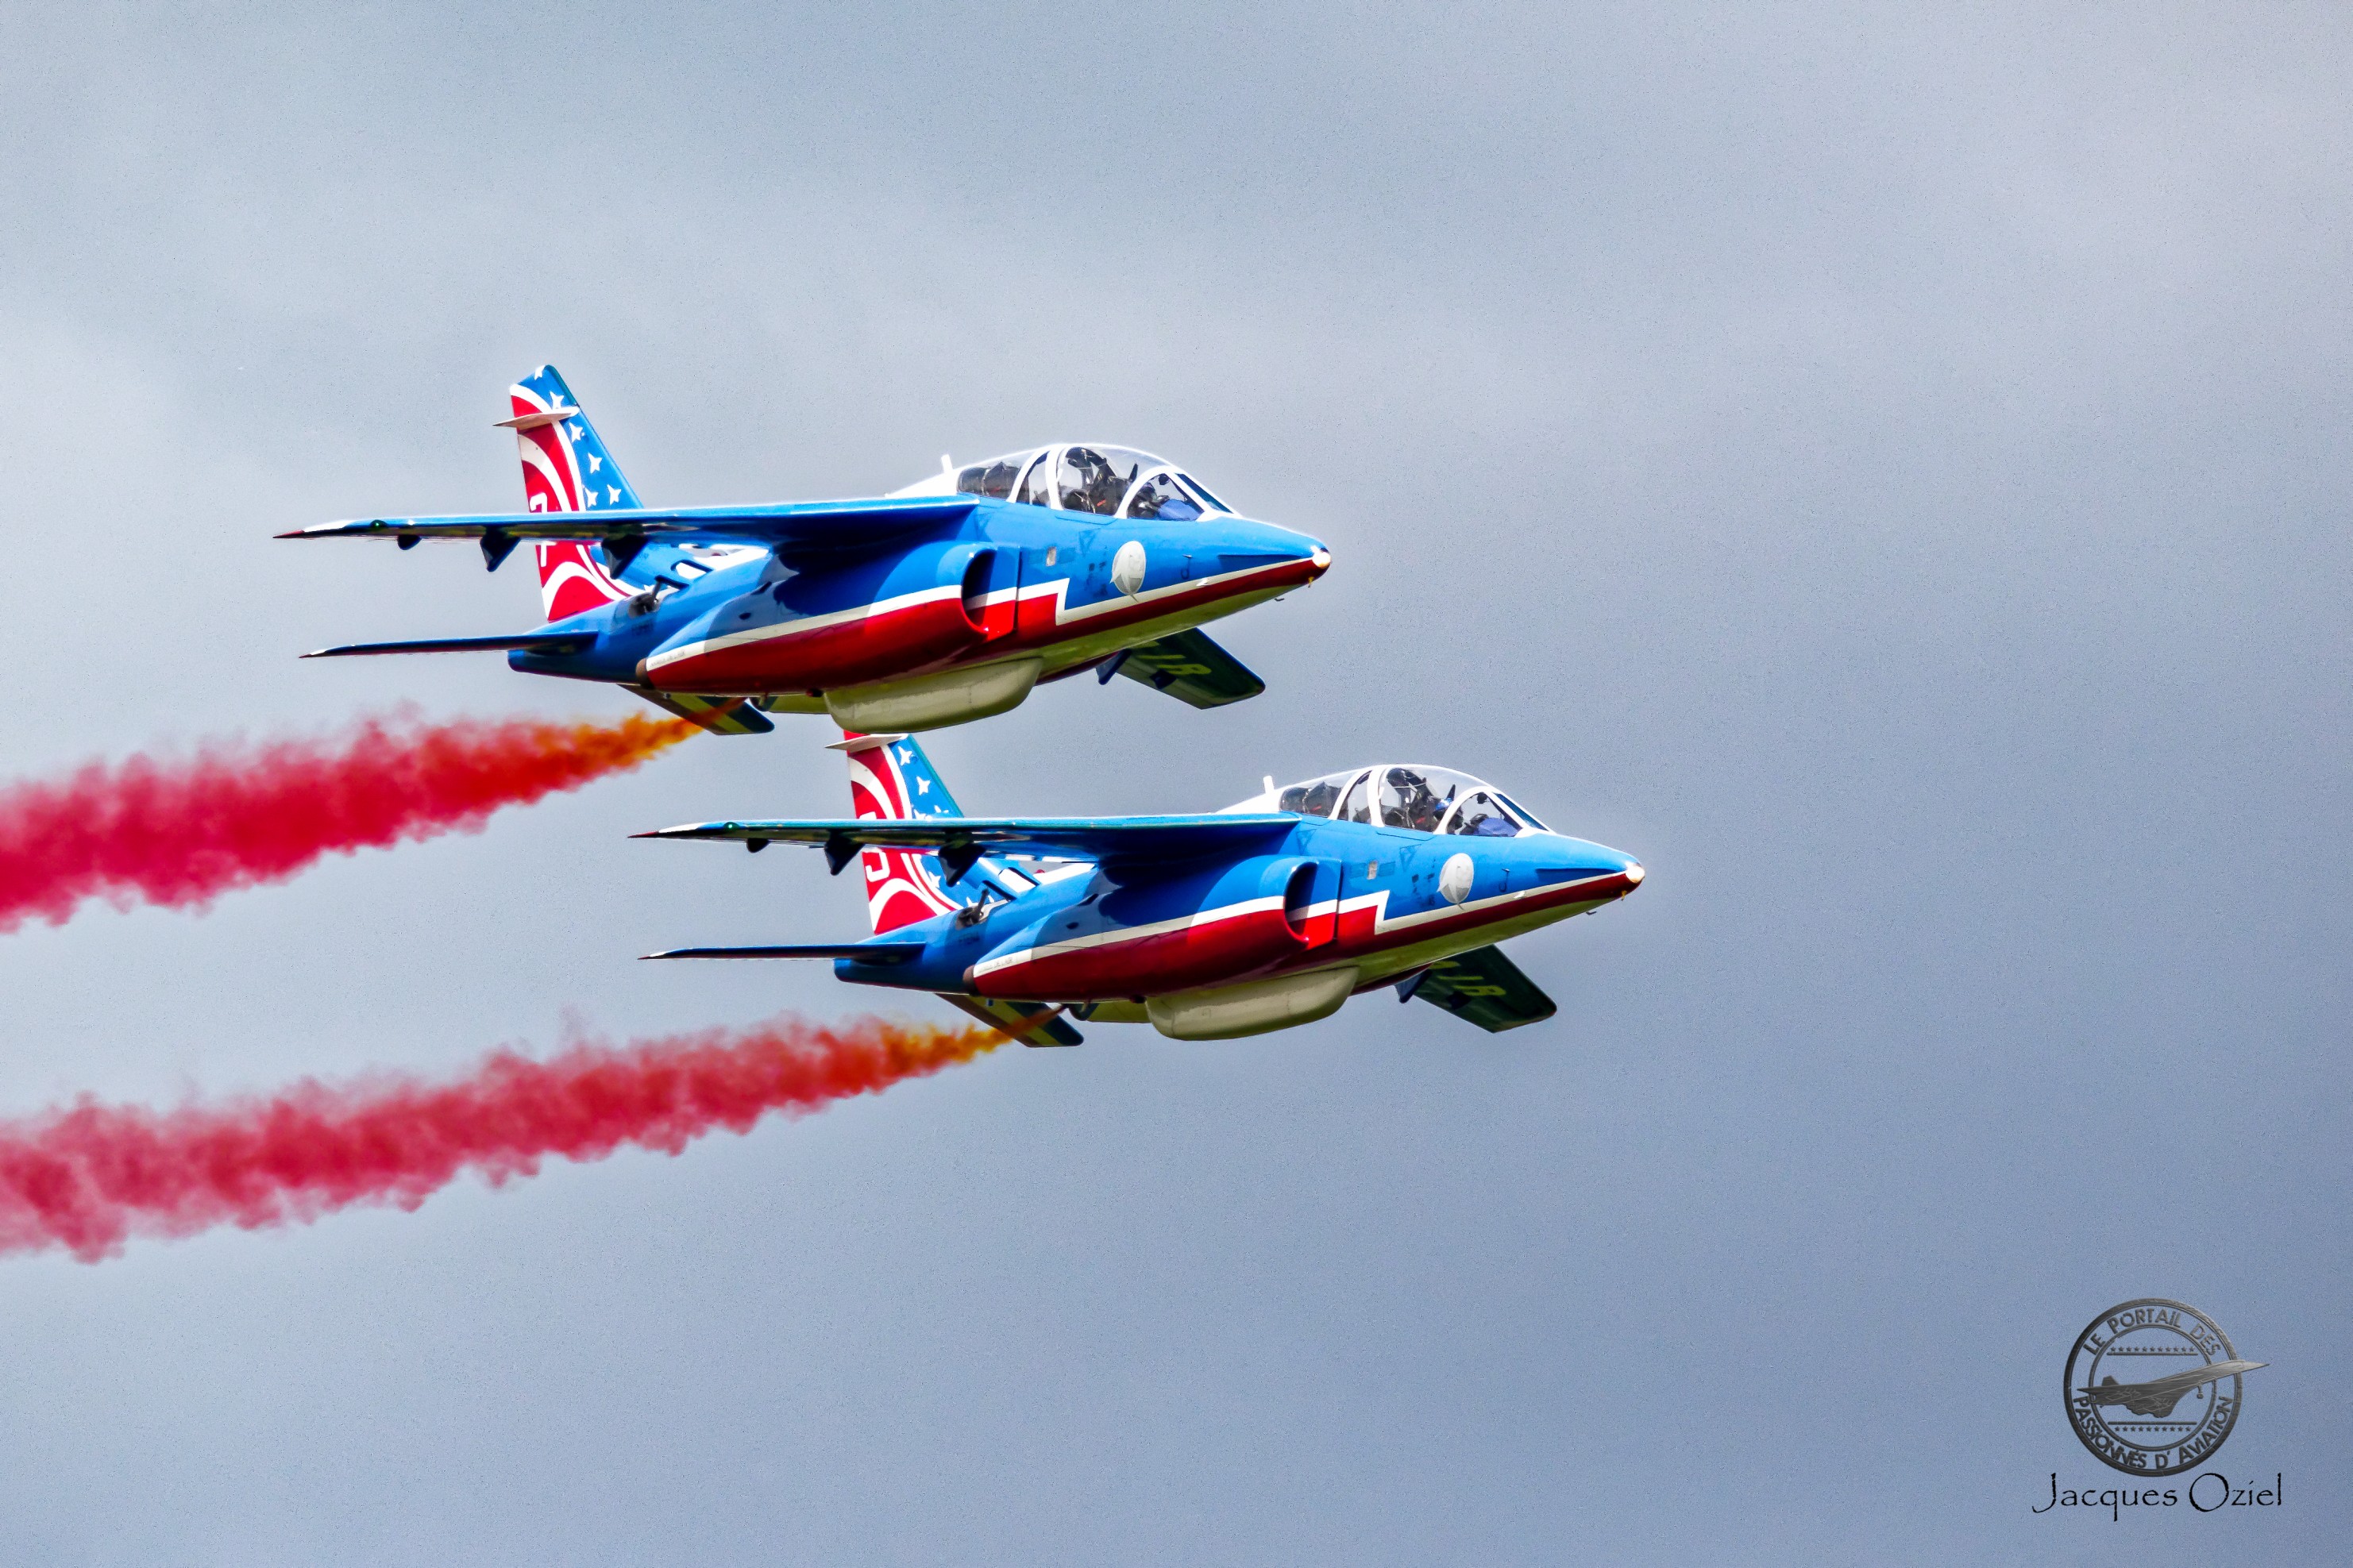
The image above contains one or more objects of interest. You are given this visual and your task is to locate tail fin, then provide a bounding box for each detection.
[503,364,646,621]
[835,730,975,934]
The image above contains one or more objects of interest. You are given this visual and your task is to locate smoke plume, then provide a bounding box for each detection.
[0,710,695,931]
[0,1014,1004,1261]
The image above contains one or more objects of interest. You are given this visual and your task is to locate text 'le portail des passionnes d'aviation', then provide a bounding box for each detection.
[639,735,1645,1044]
[282,366,1333,734]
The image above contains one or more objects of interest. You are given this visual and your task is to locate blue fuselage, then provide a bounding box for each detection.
[510,500,1327,701]
[834,815,1641,1004]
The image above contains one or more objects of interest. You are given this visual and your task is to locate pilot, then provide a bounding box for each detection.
[1389,769,1448,833]
[1129,473,1204,522]
[1062,449,1124,514]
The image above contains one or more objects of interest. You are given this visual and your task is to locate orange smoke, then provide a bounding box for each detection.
[0,1013,1005,1262]
[0,710,696,931]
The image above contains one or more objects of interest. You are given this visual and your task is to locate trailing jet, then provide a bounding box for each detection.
[281,366,1331,734]
[638,733,1644,1042]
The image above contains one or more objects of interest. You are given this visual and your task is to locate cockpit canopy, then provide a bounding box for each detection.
[951,445,1234,520]
[1269,765,1553,837]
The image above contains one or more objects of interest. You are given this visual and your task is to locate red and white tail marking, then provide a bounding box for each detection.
[509,383,631,621]
[839,732,961,934]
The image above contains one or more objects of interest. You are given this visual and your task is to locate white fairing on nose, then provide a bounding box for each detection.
[1111,540,1146,597]
[1439,853,1475,905]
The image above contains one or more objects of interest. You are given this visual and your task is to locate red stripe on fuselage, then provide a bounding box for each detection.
[973,870,1635,1002]
[1321,871,1637,961]
[974,900,1305,1000]
[645,553,1317,695]
[1003,555,1319,650]
[650,590,979,693]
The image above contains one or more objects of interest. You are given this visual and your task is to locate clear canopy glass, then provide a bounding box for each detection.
[1271,766,1546,836]
[952,449,1040,499]
[955,445,1229,518]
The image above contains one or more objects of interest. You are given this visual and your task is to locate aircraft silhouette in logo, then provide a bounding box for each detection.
[2082,1360,2266,1419]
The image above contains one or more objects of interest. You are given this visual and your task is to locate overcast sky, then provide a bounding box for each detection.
[0,4,2344,1562]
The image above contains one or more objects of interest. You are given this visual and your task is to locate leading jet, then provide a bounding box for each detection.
[280,366,1332,734]
[638,733,1644,1042]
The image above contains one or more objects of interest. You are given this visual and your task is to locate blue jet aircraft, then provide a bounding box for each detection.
[639,733,1644,1042]
[281,367,1332,734]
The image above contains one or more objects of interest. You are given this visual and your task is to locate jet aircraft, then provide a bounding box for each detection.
[2081,1361,2266,1420]
[638,733,1644,1042]
[280,367,1332,734]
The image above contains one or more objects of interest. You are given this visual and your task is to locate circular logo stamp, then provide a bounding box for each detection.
[2066,1299,2263,1475]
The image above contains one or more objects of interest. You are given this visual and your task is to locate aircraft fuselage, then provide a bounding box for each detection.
[833,815,1640,1015]
[509,500,1328,709]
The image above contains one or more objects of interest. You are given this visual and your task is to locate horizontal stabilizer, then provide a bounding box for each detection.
[641,942,925,963]
[493,406,580,431]
[623,685,774,736]
[1114,628,1267,708]
[945,994,1084,1047]
[1403,945,1558,1032]
[633,812,1297,870]
[279,496,977,559]
[300,630,595,658]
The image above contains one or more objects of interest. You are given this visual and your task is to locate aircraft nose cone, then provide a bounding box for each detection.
[1308,545,1332,577]
[1624,862,1644,887]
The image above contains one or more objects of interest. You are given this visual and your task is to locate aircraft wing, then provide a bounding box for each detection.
[634,814,1298,869]
[622,686,775,736]
[943,996,1086,1048]
[1403,945,1559,1032]
[1112,629,1267,708]
[300,630,597,657]
[640,941,927,962]
[278,496,977,560]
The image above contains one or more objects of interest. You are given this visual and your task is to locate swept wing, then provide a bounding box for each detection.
[278,496,978,561]
[944,996,1086,1048]
[635,813,1297,873]
[1403,945,1559,1032]
[1111,629,1267,709]
[641,941,926,963]
[300,630,597,658]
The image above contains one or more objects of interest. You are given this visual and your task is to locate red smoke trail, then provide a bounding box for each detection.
[0,1014,1004,1262]
[0,710,696,931]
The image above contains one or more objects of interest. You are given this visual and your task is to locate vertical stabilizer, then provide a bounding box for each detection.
[829,731,1078,1043]
[503,365,646,621]
[834,730,974,934]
